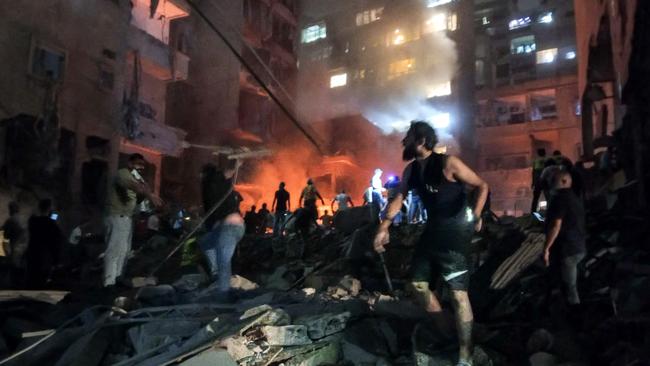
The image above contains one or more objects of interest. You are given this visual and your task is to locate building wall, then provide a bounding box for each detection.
[166,0,243,204]
[0,0,132,210]
[475,76,581,215]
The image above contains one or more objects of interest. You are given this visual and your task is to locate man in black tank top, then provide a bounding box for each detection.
[374,121,489,366]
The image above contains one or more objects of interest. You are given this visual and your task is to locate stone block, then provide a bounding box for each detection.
[295,312,351,340]
[230,275,259,291]
[338,275,361,296]
[260,325,312,346]
[129,276,158,288]
[222,336,255,361]
[179,349,237,366]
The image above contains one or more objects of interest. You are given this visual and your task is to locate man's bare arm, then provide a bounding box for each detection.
[544,218,562,252]
[448,156,489,218]
[544,218,562,266]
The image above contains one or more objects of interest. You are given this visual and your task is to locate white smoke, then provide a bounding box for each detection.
[361,28,459,133]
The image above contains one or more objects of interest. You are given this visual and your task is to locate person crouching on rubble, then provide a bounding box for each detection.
[543,170,587,307]
[373,121,489,366]
[200,159,245,301]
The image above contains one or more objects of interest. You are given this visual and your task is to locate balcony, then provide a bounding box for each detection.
[124,116,187,157]
[130,0,190,44]
[128,28,190,81]
[271,1,297,26]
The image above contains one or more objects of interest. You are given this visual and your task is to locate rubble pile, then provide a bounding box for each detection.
[0,207,648,365]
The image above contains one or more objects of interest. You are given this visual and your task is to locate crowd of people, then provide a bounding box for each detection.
[0,121,597,366]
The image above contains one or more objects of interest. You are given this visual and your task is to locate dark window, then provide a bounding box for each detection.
[99,69,114,90]
[496,63,510,78]
[102,48,116,60]
[31,46,66,80]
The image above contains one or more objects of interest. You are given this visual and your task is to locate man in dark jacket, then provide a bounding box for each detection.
[25,199,63,288]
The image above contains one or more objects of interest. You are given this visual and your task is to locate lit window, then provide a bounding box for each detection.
[423,12,457,33]
[301,22,326,43]
[508,16,532,30]
[330,73,347,88]
[356,7,384,26]
[448,13,458,31]
[565,51,576,60]
[426,0,453,8]
[538,11,553,24]
[432,113,451,129]
[392,29,406,45]
[511,35,536,54]
[536,48,558,64]
[427,81,452,98]
[388,59,415,79]
[482,16,490,25]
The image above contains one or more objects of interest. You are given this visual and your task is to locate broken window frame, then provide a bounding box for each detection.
[28,38,67,82]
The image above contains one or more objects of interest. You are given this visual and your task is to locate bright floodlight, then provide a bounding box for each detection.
[432,113,451,129]
[330,73,347,88]
[538,12,553,24]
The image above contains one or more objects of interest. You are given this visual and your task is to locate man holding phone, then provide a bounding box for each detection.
[104,153,163,287]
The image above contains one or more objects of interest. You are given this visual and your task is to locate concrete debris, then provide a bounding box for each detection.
[338,275,362,296]
[128,319,202,354]
[295,312,351,340]
[179,349,238,366]
[259,325,312,346]
[128,276,158,288]
[230,275,259,291]
[1,200,648,366]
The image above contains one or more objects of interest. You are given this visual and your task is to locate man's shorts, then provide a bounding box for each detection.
[411,223,473,291]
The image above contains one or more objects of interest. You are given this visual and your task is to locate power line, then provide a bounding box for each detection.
[185,0,323,154]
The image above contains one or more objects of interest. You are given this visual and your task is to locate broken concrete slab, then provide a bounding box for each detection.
[295,312,351,340]
[0,291,69,305]
[271,341,340,366]
[259,325,312,346]
[239,307,291,335]
[338,275,362,296]
[179,348,237,366]
[230,275,259,291]
[129,276,158,288]
[128,319,202,354]
[221,336,256,361]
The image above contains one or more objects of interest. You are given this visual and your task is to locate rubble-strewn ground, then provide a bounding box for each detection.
[0,207,649,366]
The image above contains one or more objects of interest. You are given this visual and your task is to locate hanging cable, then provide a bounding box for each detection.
[185,0,323,154]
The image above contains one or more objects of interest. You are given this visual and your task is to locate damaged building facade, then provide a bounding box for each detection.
[163,0,300,204]
[297,0,476,156]
[0,0,190,224]
[0,0,302,220]
[472,0,581,215]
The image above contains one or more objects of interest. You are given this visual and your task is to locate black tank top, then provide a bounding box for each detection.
[407,153,467,224]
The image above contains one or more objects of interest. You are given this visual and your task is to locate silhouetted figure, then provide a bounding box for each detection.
[272,182,291,236]
[244,205,258,234]
[25,199,63,289]
[531,148,547,212]
[300,178,325,222]
[257,203,270,234]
